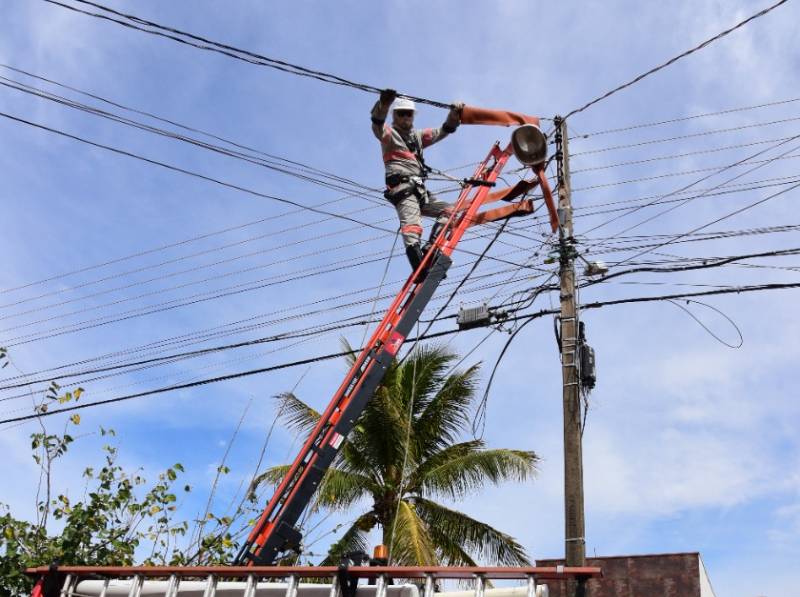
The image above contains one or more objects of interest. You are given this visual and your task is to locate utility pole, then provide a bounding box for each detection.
[554,116,586,596]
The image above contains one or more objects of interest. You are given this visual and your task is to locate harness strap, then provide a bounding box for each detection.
[403,130,432,176]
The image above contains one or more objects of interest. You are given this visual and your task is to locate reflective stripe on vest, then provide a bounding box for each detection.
[383,150,416,163]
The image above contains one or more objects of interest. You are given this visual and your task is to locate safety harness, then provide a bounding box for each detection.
[383,129,432,206]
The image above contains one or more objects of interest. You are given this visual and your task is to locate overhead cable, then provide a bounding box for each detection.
[0,63,375,193]
[6,280,800,426]
[563,0,792,119]
[574,95,800,139]
[570,117,800,157]
[42,0,452,109]
[615,180,800,267]
[0,77,380,198]
[572,175,800,216]
[0,268,556,402]
[581,134,800,235]
[571,135,800,175]
[0,110,391,232]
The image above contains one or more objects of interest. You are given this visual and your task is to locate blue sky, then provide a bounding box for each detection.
[1,1,799,595]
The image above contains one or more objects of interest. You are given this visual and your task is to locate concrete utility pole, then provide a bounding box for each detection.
[554,117,586,591]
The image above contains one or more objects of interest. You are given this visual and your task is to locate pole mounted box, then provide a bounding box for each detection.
[457,303,491,330]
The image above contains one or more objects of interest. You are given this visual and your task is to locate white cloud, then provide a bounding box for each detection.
[2,2,800,594]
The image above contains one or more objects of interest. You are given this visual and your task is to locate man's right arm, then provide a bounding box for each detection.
[371,89,397,139]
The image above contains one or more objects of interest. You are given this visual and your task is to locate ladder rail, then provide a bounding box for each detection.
[235,142,514,566]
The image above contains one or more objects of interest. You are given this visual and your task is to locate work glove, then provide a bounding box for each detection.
[443,101,464,132]
[380,88,398,106]
[372,89,397,124]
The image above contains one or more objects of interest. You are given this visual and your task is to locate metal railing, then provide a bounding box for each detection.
[27,565,602,597]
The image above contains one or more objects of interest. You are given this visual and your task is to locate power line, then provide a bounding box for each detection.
[0,207,533,321]
[42,0,451,109]
[0,251,394,347]
[581,224,800,253]
[583,247,800,288]
[0,232,389,328]
[570,117,800,157]
[0,233,541,347]
[579,135,800,236]
[0,63,377,194]
[6,244,790,399]
[0,260,462,380]
[572,175,800,216]
[0,271,556,407]
[0,254,544,382]
[0,318,367,396]
[0,212,388,311]
[572,152,800,193]
[573,95,800,139]
[564,0,792,119]
[0,77,380,199]
[570,135,800,175]
[5,280,799,426]
[615,180,800,268]
[0,110,392,231]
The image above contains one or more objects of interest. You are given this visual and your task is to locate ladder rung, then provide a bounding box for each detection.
[328,575,340,597]
[60,575,75,597]
[285,574,299,597]
[423,575,435,597]
[203,575,217,597]
[165,575,180,597]
[473,574,486,597]
[244,574,257,597]
[526,575,538,597]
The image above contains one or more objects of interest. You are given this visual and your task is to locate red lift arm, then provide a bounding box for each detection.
[234,141,537,566]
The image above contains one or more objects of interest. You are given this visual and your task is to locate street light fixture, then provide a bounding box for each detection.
[511,124,548,166]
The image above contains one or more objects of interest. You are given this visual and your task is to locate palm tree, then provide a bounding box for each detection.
[255,344,538,566]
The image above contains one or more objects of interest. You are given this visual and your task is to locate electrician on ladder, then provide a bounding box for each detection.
[370,89,464,271]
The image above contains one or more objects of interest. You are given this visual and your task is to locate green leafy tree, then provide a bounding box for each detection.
[0,383,239,596]
[256,344,538,566]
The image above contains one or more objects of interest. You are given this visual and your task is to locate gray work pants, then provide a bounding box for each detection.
[394,192,452,248]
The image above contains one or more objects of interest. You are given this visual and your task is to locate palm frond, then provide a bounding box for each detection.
[316,468,377,511]
[398,344,456,413]
[414,364,481,456]
[274,392,320,436]
[250,464,291,494]
[387,500,437,566]
[417,448,538,500]
[406,440,483,493]
[318,512,376,565]
[339,337,360,368]
[345,383,410,481]
[428,529,479,567]
[412,497,531,566]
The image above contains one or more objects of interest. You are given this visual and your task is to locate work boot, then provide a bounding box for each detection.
[423,222,445,253]
[405,243,424,272]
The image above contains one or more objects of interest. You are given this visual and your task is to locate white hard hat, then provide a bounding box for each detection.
[392,97,416,112]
